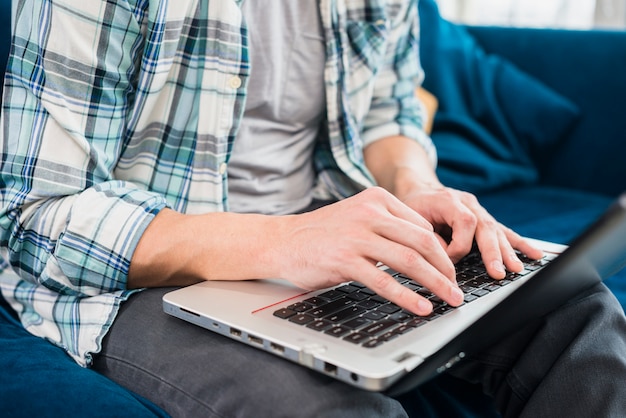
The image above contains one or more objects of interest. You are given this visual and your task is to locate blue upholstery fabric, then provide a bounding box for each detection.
[478,186,626,312]
[468,27,626,197]
[0,310,170,417]
[418,0,580,194]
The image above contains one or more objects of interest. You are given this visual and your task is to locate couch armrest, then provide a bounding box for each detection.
[467,26,626,197]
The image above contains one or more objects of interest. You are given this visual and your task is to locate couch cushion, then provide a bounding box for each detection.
[418,0,580,194]
[478,186,626,311]
[0,300,169,417]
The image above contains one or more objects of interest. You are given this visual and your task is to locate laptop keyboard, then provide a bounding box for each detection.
[273,251,551,349]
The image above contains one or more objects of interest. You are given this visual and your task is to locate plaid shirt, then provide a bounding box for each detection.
[0,0,434,366]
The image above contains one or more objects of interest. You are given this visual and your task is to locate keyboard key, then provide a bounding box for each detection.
[346,292,369,302]
[273,308,296,319]
[359,288,376,296]
[363,310,387,321]
[287,302,312,312]
[344,332,371,344]
[289,313,315,325]
[484,284,501,292]
[424,313,441,321]
[308,298,353,318]
[379,330,400,342]
[325,325,351,337]
[464,294,479,303]
[433,305,454,316]
[460,284,477,293]
[394,324,415,334]
[342,317,372,330]
[471,289,490,297]
[336,284,360,293]
[417,288,434,298]
[361,319,398,336]
[394,275,408,284]
[377,303,401,314]
[370,295,388,304]
[306,319,333,331]
[389,311,415,323]
[362,339,384,348]
[324,306,365,323]
[356,299,381,310]
[318,290,346,301]
[303,296,328,307]
[402,282,421,292]
[406,318,427,328]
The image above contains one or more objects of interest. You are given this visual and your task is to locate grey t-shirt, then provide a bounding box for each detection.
[227,0,326,214]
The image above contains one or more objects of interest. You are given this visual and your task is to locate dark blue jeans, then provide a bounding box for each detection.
[93,283,626,417]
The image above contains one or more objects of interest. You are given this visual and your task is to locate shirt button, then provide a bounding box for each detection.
[219,162,227,175]
[229,76,242,89]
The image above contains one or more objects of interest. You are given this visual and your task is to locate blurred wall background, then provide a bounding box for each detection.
[436,0,626,29]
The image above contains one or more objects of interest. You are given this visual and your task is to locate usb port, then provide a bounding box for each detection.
[270,343,285,354]
[324,362,338,375]
[230,328,242,338]
[248,334,263,345]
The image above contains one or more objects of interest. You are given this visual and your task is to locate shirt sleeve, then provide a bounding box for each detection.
[0,0,168,297]
[360,0,438,167]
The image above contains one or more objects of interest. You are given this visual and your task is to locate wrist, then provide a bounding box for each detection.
[391,165,443,202]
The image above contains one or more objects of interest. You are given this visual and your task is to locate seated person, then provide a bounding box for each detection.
[2,0,625,416]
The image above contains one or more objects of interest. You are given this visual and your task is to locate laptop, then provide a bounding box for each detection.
[163,193,626,396]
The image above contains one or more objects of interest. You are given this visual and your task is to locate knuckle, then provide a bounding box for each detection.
[400,247,422,268]
[364,186,387,199]
[427,274,450,294]
[423,231,442,248]
[480,217,498,230]
[459,211,478,227]
[370,269,394,292]
[460,191,479,205]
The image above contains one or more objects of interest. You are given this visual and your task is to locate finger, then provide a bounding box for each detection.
[444,207,478,263]
[502,226,545,261]
[376,187,435,232]
[412,190,478,264]
[363,266,434,315]
[474,225,507,279]
[372,218,456,282]
[496,228,524,275]
[357,261,464,317]
[360,237,464,309]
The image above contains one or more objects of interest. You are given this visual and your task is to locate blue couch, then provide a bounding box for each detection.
[1,0,624,416]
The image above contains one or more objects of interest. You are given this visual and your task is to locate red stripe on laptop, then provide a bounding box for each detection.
[251,290,313,314]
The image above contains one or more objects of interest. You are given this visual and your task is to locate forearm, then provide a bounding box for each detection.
[128,209,285,288]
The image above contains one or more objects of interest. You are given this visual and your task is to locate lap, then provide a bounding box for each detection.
[92,284,626,417]
[92,287,407,418]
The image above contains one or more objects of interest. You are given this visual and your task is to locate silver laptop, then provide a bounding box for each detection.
[163,193,626,395]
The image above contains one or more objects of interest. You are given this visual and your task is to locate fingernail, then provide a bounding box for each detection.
[451,286,464,304]
[491,260,505,274]
[417,299,432,314]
